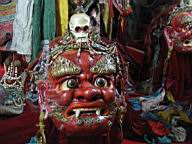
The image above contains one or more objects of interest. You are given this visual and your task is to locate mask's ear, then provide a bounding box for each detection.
[37,80,50,108]
[164,26,174,50]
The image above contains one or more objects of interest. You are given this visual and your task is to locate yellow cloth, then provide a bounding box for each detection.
[102,2,112,39]
[158,109,192,124]
[166,91,175,103]
[56,0,68,36]
[158,91,192,124]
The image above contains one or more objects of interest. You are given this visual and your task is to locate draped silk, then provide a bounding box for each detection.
[166,51,192,102]
[55,0,68,36]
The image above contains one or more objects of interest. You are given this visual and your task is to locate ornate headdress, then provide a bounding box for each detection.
[168,0,192,24]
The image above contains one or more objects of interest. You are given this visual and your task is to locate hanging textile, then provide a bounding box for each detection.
[43,0,56,40]
[31,0,42,61]
[101,0,112,39]
[11,0,34,56]
[0,0,16,51]
[32,0,56,61]
[55,0,68,36]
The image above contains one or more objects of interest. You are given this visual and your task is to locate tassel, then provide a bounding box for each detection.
[36,109,47,144]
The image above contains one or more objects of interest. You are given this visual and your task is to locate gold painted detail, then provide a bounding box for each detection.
[36,111,46,144]
[52,112,68,122]
[90,55,116,74]
[50,56,81,78]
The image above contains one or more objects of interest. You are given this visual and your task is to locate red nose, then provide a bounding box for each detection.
[74,81,102,102]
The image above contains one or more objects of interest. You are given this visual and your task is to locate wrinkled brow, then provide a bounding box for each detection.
[90,55,116,75]
[50,56,81,78]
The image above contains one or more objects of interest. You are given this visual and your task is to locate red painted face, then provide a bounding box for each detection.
[38,50,124,135]
[171,12,192,32]
[164,11,192,53]
[172,12,192,52]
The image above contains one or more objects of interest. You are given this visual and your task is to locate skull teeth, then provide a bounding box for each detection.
[75,109,81,118]
[72,108,102,118]
[96,109,101,115]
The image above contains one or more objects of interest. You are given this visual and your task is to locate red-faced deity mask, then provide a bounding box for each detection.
[163,2,192,100]
[38,48,126,135]
[164,8,192,53]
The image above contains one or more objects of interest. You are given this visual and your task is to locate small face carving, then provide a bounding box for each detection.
[165,11,192,53]
[0,54,27,89]
[38,50,124,135]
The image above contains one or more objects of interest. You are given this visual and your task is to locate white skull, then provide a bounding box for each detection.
[69,13,90,43]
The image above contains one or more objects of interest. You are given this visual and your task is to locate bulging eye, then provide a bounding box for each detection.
[94,77,108,87]
[60,78,78,90]
[183,39,192,47]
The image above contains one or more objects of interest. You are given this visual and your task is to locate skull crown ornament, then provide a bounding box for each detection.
[35,12,129,144]
[69,13,90,43]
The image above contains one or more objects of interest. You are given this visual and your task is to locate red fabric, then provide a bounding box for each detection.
[0,102,39,144]
[166,51,192,102]
[147,121,170,136]
[122,140,145,144]
[125,46,145,67]
[108,0,114,18]
[0,65,4,76]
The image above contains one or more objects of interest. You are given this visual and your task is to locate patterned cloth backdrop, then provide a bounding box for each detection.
[0,0,16,51]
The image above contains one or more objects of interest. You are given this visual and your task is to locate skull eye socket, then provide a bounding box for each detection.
[75,26,89,33]
[94,77,108,87]
[75,26,82,33]
[60,78,78,90]
[83,26,89,32]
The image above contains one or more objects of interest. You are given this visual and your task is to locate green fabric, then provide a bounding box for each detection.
[32,0,56,61]
[43,0,56,40]
[32,0,43,61]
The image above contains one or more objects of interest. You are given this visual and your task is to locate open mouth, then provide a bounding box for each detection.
[66,107,108,118]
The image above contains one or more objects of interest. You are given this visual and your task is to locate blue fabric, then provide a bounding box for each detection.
[128,87,164,111]
[26,93,38,103]
[157,136,172,144]
[27,136,37,144]
[140,112,162,121]
[144,135,172,144]
[128,98,142,111]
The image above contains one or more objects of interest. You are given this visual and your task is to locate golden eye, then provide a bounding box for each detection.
[95,77,108,87]
[60,78,78,90]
